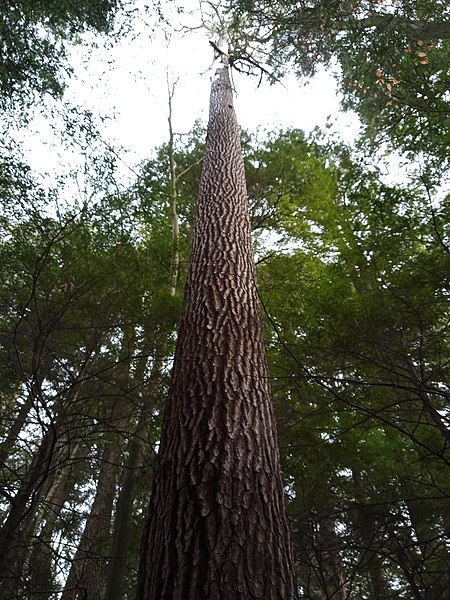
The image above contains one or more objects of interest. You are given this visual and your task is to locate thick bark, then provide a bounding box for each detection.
[136,61,295,599]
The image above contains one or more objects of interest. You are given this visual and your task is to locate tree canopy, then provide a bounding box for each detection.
[0,0,128,111]
[227,0,450,162]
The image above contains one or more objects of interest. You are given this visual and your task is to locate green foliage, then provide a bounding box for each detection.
[253,130,450,597]
[1,88,450,597]
[0,154,183,596]
[244,129,337,247]
[227,0,450,162]
[0,0,124,110]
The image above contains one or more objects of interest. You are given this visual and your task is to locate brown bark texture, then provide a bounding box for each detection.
[136,62,296,600]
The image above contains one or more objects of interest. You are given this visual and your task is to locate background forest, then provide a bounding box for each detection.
[0,1,449,599]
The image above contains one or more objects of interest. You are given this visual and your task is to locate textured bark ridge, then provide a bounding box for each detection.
[136,64,296,600]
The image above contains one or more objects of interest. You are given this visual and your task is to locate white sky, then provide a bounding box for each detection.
[21,2,361,188]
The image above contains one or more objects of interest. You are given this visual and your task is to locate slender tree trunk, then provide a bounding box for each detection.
[0,374,93,600]
[167,75,180,297]
[351,469,391,600]
[105,356,163,600]
[27,441,86,600]
[316,516,347,600]
[104,425,145,600]
[61,442,119,600]
[403,482,450,598]
[0,419,59,600]
[136,51,296,600]
[62,325,135,600]
[0,337,103,599]
[0,391,33,467]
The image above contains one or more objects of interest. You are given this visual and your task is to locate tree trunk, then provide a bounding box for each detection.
[61,442,119,600]
[167,76,180,297]
[105,356,163,600]
[0,376,92,600]
[351,469,391,600]
[403,482,450,599]
[0,391,33,468]
[60,326,140,600]
[316,516,347,600]
[136,52,296,600]
[27,441,86,600]
[104,427,145,600]
[0,420,59,600]
[0,337,103,599]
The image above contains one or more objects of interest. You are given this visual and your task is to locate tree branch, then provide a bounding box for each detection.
[348,15,450,39]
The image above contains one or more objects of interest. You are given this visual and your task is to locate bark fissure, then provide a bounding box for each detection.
[136,61,295,599]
